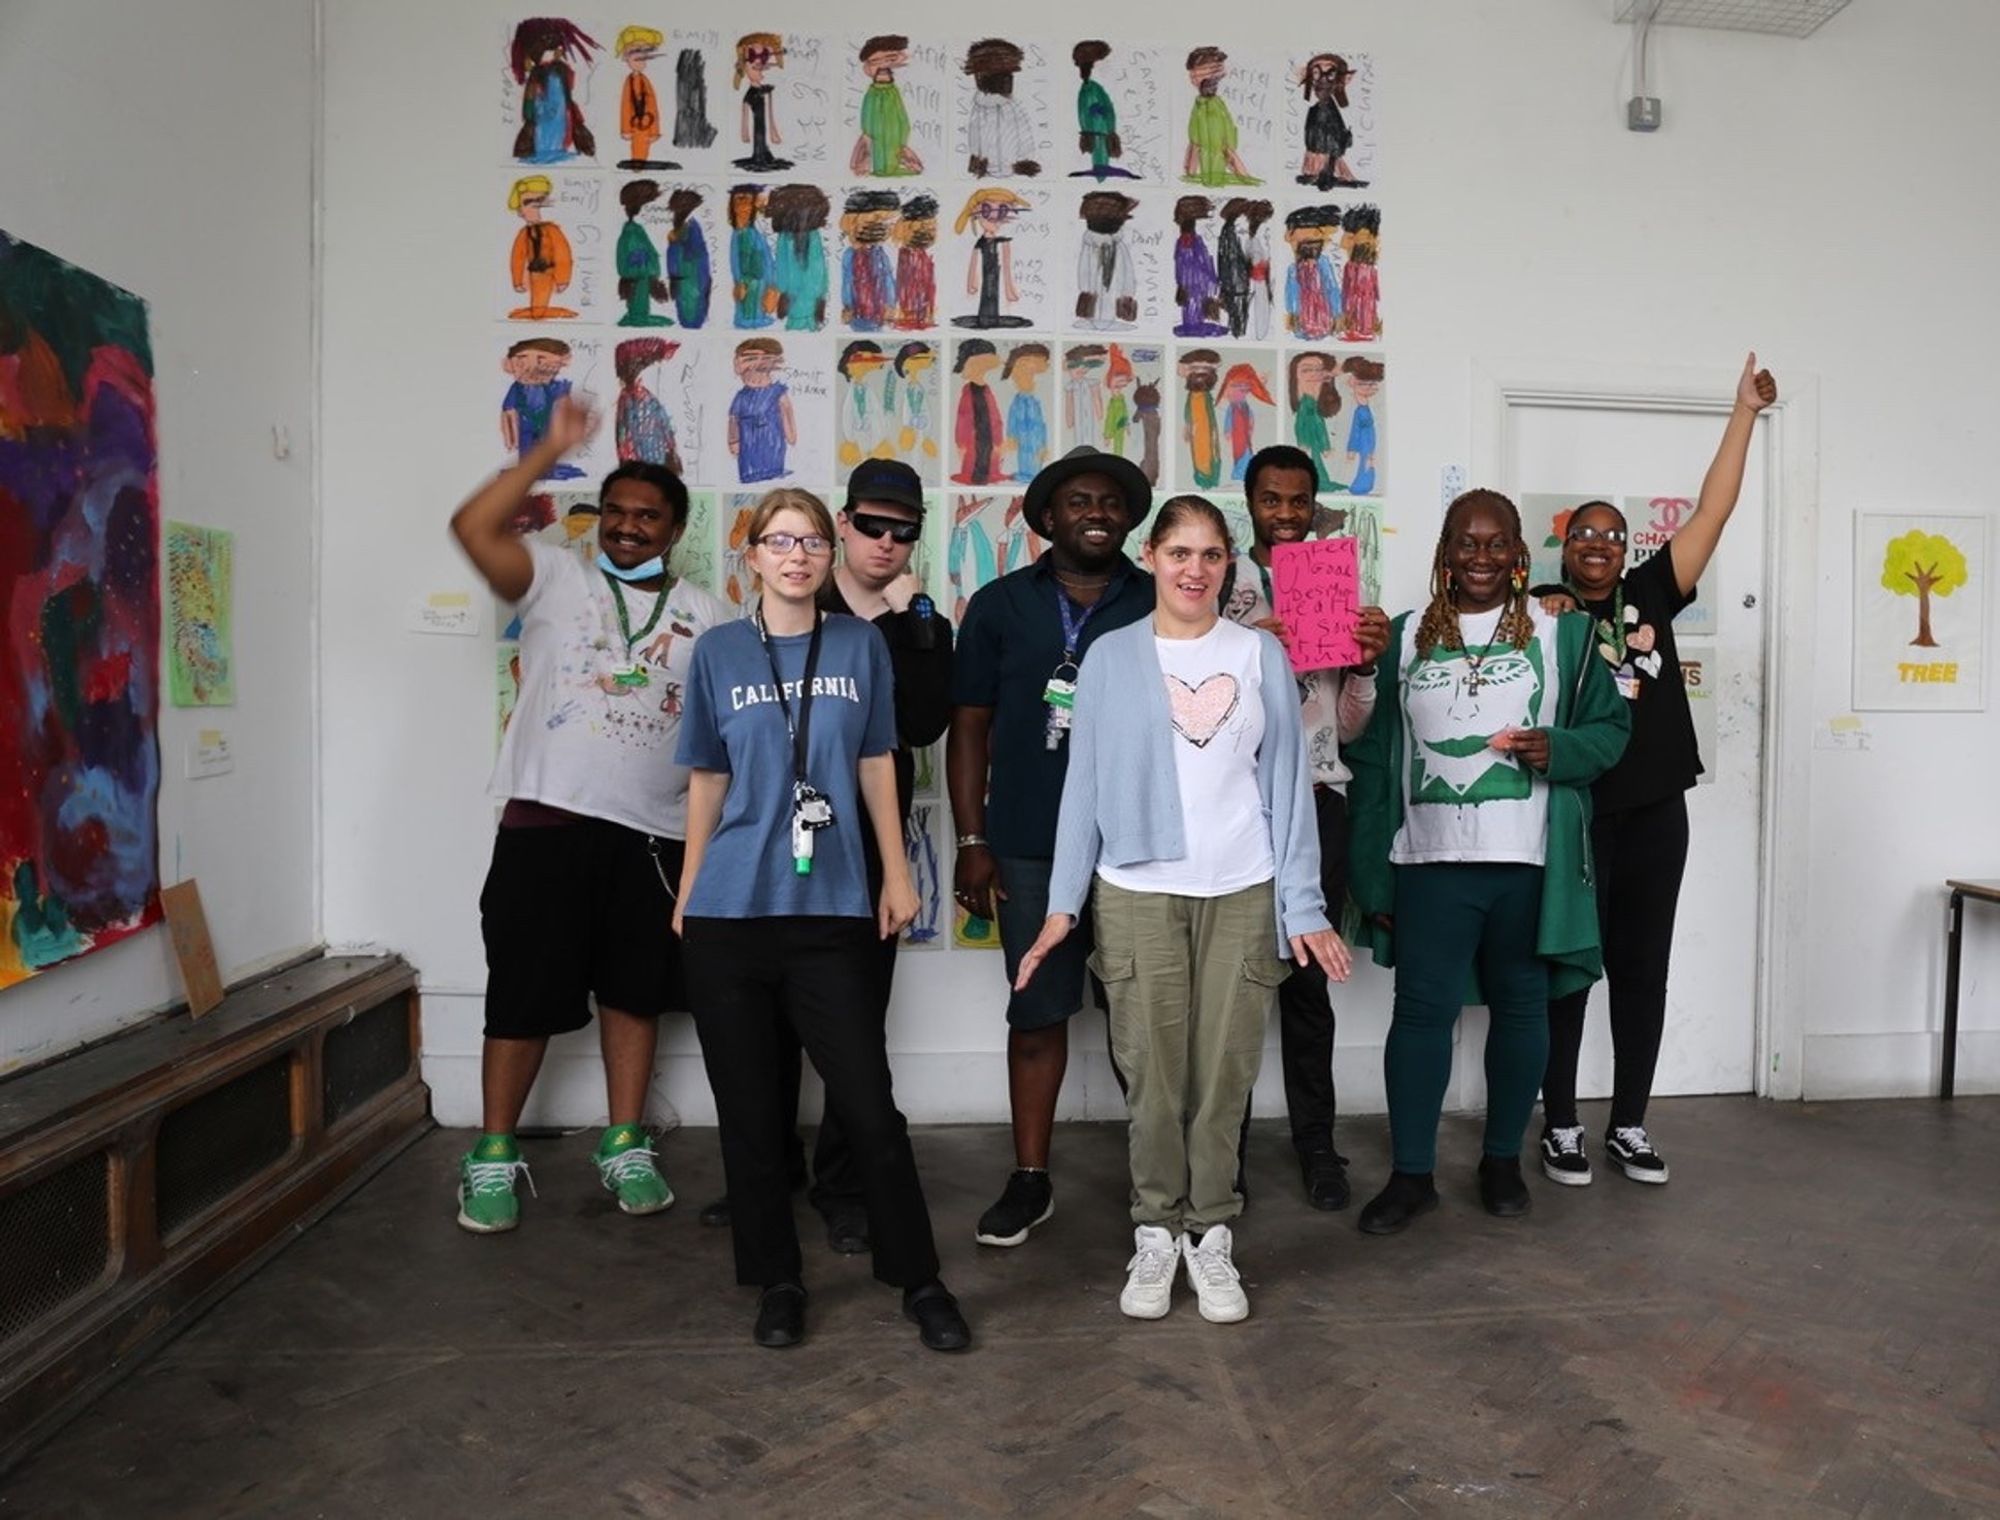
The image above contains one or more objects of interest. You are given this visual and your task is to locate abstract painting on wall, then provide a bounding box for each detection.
[0,231,162,987]
[165,521,234,706]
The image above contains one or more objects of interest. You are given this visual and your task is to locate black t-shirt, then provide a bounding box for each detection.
[1532,549,1700,813]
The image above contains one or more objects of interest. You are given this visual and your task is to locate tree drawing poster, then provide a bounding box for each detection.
[1853,512,1987,712]
[166,522,235,707]
[0,230,163,987]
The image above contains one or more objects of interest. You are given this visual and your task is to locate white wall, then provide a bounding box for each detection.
[0,0,322,1071]
[320,0,2000,1125]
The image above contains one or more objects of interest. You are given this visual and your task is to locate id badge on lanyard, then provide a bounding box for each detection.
[1045,589,1098,751]
[758,609,835,874]
[606,573,670,687]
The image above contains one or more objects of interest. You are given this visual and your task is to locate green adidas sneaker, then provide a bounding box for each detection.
[595,1130,675,1216]
[457,1152,534,1233]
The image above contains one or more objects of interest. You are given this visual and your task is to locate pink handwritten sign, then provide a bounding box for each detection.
[1271,538,1361,672]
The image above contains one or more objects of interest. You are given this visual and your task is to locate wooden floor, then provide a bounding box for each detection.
[7,1096,1998,1517]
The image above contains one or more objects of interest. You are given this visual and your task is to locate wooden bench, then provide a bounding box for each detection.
[1942,881,2000,1099]
[0,953,427,1472]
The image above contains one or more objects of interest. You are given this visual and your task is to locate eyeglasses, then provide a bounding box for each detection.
[753,532,832,557]
[846,511,922,545]
[1566,525,1628,546]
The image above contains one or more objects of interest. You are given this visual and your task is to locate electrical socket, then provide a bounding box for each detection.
[1627,96,1662,132]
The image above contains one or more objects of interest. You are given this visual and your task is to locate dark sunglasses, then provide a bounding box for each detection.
[846,510,922,545]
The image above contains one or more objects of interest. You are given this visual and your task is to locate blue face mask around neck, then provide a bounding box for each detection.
[597,550,667,583]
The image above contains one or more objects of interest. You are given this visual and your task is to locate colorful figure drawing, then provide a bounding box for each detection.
[1243,199,1274,339]
[837,340,891,467]
[614,337,683,474]
[1003,343,1052,482]
[727,185,775,329]
[1217,198,1273,340]
[890,341,939,461]
[841,189,900,330]
[1341,355,1383,495]
[1183,47,1259,186]
[853,35,925,176]
[1064,345,1107,450]
[950,495,1041,622]
[767,184,830,332]
[1104,344,1135,460]
[166,523,234,708]
[1134,377,1163,484]
[1220,361,1274,482]
[892,196,938,328]
[1179,348,1222,489]
[963,39,1040,177]
[1340,204,1381,340]
[727,338,795,482]
[732,32,792,171]
[1298,53,1367,189]
[952,340,1006,484]
[674,48,717,148]
[1288,350,1341,491]
[903,805,944,946]
[615,26,677,169]
[0,232,164,986]
[1284,205,1342,341]
[951,189,1034,329]
[1075,192,1139,329]
[508,176,577,320]
[500,338,585,479]
[1070,41,1136,179]
[511,18,599,164]
[615,179,670,327]
[665,188,711,328]
[1172,196,1228,337]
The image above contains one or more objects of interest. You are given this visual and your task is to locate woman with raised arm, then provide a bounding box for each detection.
[1534,355,1778,1189]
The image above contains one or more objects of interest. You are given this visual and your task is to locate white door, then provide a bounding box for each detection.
[1506,400,1771,1098]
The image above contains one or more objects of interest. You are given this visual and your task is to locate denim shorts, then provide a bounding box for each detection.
[995,856,1099,1031]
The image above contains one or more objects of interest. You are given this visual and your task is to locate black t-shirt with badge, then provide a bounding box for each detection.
[1532,547,1700,813]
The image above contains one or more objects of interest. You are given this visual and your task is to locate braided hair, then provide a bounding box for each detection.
[1414,488,1535,657]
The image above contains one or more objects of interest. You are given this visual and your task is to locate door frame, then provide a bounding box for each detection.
[1471,359,1821,1099]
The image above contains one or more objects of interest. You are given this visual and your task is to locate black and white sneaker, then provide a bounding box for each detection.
[975,1168,1054,1246]
[1539,1125,1593,1186]
[1606,1126,1670,1184]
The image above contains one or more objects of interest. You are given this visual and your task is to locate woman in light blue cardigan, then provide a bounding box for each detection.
[1016,496,1350,1325]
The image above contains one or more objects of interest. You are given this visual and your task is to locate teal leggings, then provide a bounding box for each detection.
[1385,864,1549,1174]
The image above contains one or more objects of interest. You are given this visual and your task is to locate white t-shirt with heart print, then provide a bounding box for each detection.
[1097,619,1277,898]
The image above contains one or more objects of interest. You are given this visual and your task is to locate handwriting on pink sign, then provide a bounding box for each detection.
[1270,538,1361,672]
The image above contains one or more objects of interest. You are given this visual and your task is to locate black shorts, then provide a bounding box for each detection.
[479,819,684,1038]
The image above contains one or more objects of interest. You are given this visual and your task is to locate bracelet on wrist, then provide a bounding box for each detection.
[955,834,989,850]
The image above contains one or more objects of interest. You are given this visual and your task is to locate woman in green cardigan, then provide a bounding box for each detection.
[1345,490,1630,1234]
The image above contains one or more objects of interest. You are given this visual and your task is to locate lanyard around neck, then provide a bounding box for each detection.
[1565,579,1627,662]
[756,606,825,786]
[604,571,671,656]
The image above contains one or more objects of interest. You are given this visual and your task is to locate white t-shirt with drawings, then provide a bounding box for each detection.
[1098,619,1278,898]
[1391,603,1559,867]
[490,538,734,837]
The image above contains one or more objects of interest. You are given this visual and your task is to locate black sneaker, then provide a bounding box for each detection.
[1477,1155,1532,1218]
[1357,1172,1439,1235]
[1606,1126,1670,1184]
[974,1169,1054,1246]
[1299,1148,1352,1211]
[1539,1125,1593,1187]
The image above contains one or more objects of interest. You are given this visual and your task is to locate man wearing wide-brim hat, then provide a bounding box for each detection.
[947,446,1155,1250]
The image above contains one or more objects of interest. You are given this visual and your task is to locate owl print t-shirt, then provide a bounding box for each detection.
[1391,603,1560,867]
[490,538,734,837]
[1098,619,1277,898]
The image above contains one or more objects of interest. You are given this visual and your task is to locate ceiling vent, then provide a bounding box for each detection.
[1614,0,1854,39]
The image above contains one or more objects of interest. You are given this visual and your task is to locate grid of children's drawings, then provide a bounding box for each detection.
[492,21,1390,949]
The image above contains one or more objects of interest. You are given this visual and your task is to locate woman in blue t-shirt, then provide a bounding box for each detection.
[675,488,969,1352]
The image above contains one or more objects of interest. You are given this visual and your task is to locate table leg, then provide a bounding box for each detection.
[1942,890,1963,1101]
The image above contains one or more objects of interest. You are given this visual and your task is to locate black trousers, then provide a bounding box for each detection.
[1542,791,1690,1133]
[684,915,940,1290]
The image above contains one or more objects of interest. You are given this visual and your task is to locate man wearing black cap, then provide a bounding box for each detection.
[949,445,1154,1248]
[696,458,952,1253]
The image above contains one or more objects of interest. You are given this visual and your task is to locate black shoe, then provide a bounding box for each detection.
[1605,1125,1671,1184]
[699,1195,731,1227]
[1478,1155,1532,1218]
[1539,1125,1593,1186]
[821,1201,870,1256]
[1298,1148,1351,1211]
[903,1281,971,1352]
[753,1283,807,1348]
[974,1169,1054,1247]
[1357,1172,1439,1235]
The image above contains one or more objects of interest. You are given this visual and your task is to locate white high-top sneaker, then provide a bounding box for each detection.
[1120,1225,1179,1320]
[1181,1224,1249,1323]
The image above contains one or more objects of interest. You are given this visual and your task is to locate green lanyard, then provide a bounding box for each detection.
[605,572,671,685]
[1566,580,1626,663]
